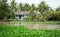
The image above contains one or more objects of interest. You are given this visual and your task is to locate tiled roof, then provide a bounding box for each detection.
[15,11,40,15]
[15,11,29,15]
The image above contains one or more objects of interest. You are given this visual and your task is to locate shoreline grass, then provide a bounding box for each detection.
[11,20,60,24]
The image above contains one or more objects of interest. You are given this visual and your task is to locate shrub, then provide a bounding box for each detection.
[47,11,60,21]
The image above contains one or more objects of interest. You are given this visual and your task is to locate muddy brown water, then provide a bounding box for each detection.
[20,23,60,30]
[0,22,60,30]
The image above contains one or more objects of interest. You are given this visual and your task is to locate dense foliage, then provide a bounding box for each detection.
[47,11,60,21]
[37,1,50,14]
[0,24,60,37]
[0,0,17,20]
[17,1,60,21]
[0,0,60,21]
[0,0,11,20]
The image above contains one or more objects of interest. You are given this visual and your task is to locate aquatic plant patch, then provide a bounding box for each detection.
[0,24,60,37]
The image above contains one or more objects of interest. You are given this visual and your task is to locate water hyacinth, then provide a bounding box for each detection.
[0,24,60,37]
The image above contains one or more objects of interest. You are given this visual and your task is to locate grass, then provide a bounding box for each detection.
[0,23,60,37]
[11,20,60,24]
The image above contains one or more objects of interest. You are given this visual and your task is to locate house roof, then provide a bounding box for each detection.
[15,11,30,15]
[15,11,40,15]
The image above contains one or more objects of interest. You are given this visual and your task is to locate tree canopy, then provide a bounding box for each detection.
[0,0,11,20]
[0,0,60,21]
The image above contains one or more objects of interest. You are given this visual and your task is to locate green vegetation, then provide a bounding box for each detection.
[0,0,60,37]
[0,24,60,37]
[11,20,60,24]
[0,0,11,20]
[48,11,60,21]
[0,0,60,21]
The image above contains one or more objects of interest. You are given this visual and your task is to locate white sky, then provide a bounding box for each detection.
[8,0,60,9]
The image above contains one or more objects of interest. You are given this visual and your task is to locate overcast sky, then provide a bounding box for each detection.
[8,0,60,9]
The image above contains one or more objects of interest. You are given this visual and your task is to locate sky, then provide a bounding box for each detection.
[8,0,60,9]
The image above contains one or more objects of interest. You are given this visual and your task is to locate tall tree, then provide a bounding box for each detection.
[10,0,17,11]
[29,4,36,14]
[37,1,50,14]
[10,0,17,18]
[19,3,24,11]
[23,3,31,11]
[31,4,36,11]
[0,0,11,20]
[29,4,36,20]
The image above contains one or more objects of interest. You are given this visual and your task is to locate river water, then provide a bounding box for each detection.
[1,22,60,30]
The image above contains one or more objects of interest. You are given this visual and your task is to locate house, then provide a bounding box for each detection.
[15,11,40,19]
[15,11,29,19]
